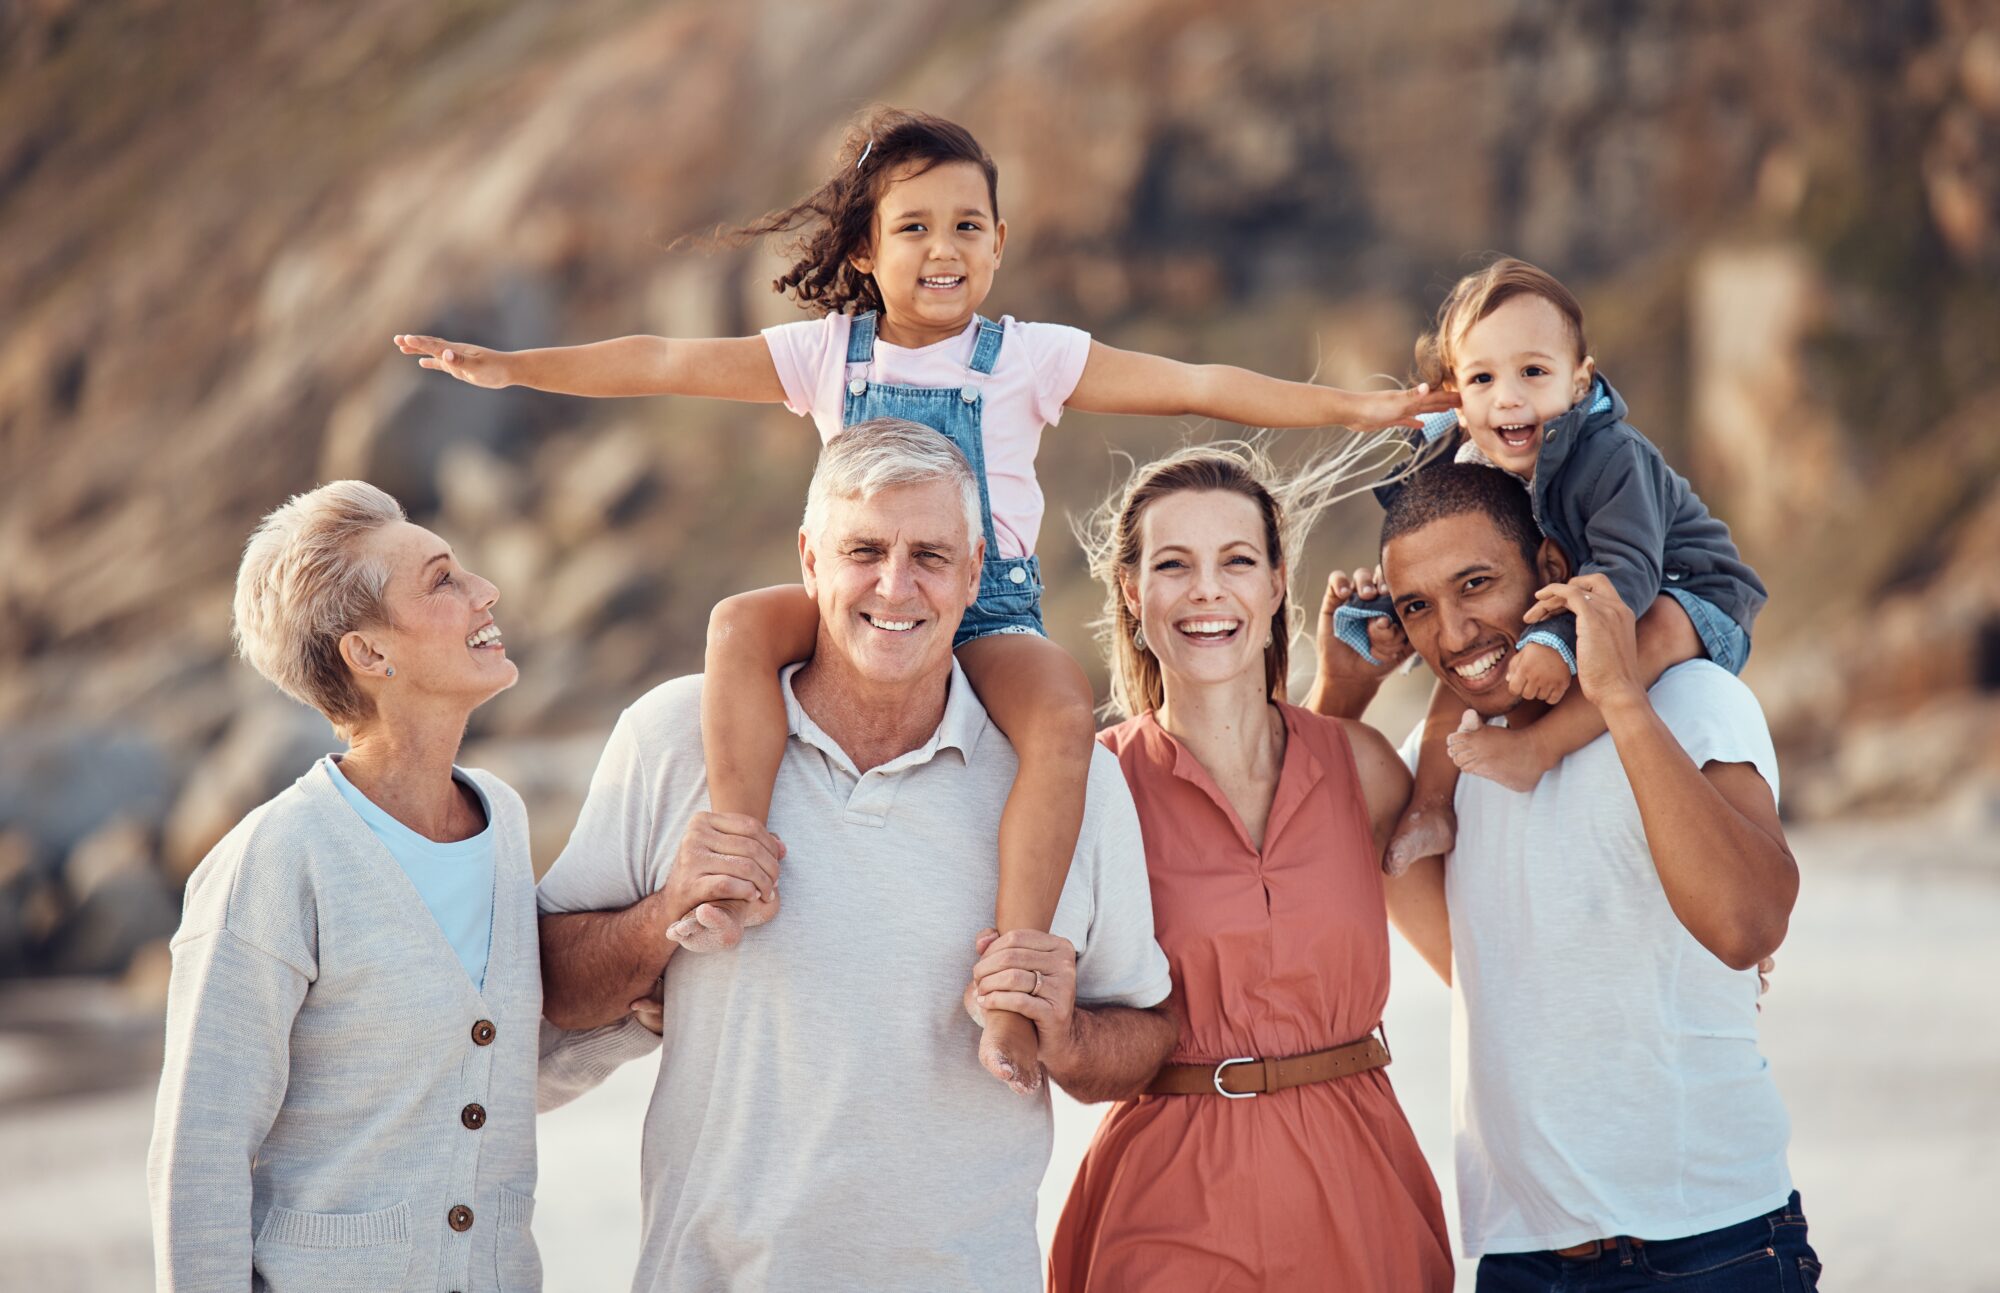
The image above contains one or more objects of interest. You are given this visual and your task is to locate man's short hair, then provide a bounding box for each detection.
[1380,462,1543,569]
[802,417,983,551]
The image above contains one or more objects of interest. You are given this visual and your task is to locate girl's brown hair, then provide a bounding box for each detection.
[1415,256,1589,389]
[719,108,998,318]
[1081,438,1401,720]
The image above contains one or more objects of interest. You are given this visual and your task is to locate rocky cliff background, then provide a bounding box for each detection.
[2,0,1996,987]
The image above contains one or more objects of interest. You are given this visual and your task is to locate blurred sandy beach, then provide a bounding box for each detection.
[4,812,1996,1292]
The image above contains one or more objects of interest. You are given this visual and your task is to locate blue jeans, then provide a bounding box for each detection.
[1476,1193,1820,1291]
[1663,587,1751,675]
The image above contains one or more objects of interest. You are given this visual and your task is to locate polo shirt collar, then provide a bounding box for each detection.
[779,659,988,778]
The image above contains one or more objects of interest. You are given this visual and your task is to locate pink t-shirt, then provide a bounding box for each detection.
[762,312,1093,558]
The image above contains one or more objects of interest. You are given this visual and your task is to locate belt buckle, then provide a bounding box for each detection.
[1212,1056,1259,1099]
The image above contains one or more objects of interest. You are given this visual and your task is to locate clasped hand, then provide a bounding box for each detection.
[962,928,1080,1072]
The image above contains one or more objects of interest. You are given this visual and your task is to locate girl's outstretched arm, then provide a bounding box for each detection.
[393,333,787,402]
[1065,341,1458,432]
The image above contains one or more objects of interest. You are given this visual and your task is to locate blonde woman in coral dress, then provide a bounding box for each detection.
[1049,444,1452,1292]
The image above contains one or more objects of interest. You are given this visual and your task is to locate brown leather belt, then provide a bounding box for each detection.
[1146,1028,1390,1099]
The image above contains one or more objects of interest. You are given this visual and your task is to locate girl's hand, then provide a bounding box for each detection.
[1528,575,1645,710]
[661,810,784,924]
[1334,383,1460,434]
[394,334,515,389]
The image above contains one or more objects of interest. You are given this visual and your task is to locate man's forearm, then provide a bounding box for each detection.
[1044,1004,1177,1104]
[1601,692,1798,970]
[539,892,676,1030]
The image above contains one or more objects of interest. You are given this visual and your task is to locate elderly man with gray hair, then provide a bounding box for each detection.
[535,416,1175,1292]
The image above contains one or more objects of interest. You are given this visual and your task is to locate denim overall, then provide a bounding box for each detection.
[840,310,1046,648]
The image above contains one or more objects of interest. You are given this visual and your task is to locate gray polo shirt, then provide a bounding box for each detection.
[537,664,1172,1293]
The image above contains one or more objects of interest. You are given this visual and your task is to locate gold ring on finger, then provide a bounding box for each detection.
[1031,970,1043,997]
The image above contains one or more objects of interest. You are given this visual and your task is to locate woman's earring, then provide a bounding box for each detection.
[1132,622,1149,653]
[385,665,395,678]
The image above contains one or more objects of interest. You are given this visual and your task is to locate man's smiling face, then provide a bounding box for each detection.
[1384,508,1567,718]
[799,479,981,690]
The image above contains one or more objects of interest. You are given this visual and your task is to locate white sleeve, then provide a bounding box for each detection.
[1069,751,1173,1009]
[1652,664,1782,804]
[761,313,844,421]
[537,708,663,917]
[1015,319,1093,426]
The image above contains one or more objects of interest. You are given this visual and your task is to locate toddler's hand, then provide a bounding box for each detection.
[1506,643,1572,704]
[1337,383,1460,433]
[394,334,514,389]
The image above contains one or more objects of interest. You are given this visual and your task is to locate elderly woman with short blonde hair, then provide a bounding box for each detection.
[148,480,544,1290]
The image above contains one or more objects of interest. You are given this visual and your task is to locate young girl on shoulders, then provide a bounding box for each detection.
[395,108,1452,1092]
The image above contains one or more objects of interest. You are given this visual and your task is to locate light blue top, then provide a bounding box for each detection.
[323,755,494,989]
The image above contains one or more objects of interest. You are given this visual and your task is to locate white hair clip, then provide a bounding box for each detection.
[855,139,874,170]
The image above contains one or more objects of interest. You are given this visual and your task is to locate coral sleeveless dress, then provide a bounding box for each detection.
[1049,704,1452,1292]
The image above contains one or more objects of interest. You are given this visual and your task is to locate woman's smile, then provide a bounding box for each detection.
[1174,616,1243,645]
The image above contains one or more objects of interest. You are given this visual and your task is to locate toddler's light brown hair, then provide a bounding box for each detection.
[1415,257,1589,389]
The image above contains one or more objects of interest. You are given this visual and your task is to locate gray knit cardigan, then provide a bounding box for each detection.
[147,760,543,1291]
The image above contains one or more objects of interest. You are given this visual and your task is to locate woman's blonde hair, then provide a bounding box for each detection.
[1415,256,1588,389]
[1080,436,1407,720]
[232,480,405,726]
